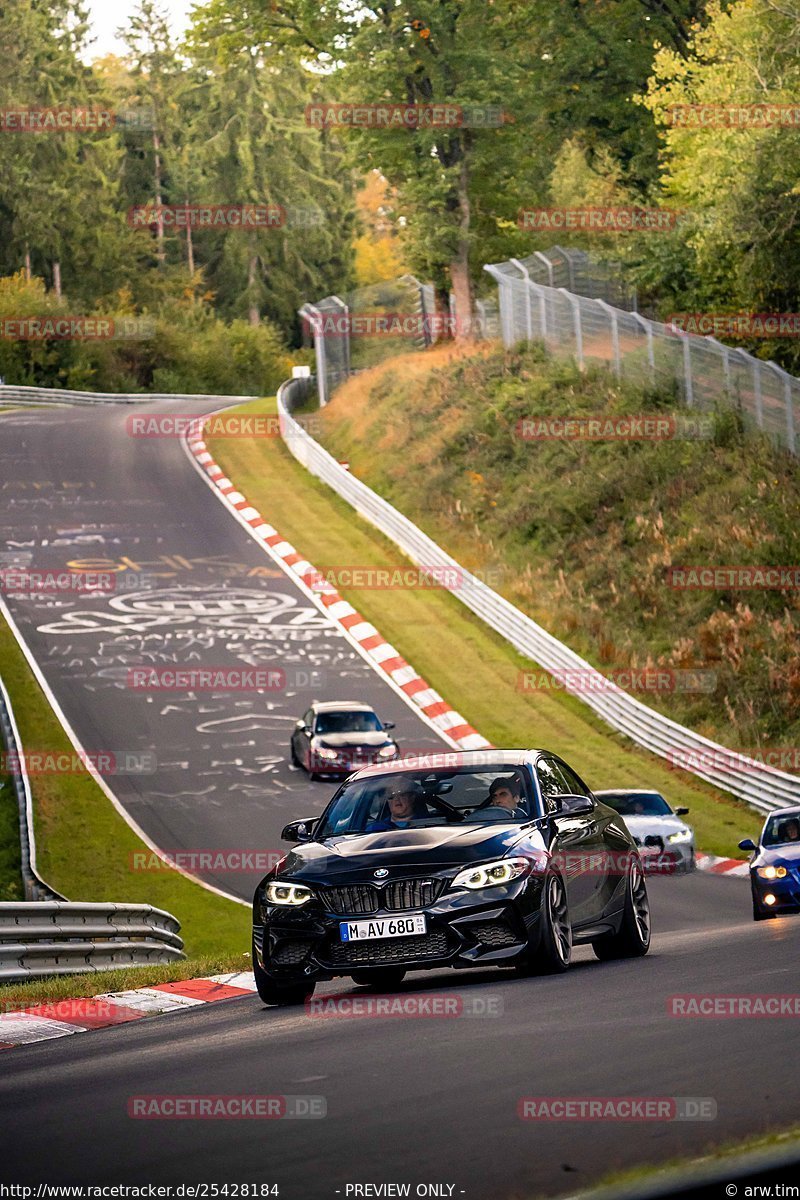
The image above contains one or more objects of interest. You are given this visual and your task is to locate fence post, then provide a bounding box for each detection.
[559,288,584,371]
[533,250,555,287]
[631,312,656,386]
[510,258,533,342]
[595,299,621,380]
[682,334,694,408]
[299,303,327,406]
[331,295,350,380]
[483,265,514,346]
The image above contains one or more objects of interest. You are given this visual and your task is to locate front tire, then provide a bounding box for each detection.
[592,858,651,960]
[523,872,572,975]
[253,941,315,1007]
[351,969,407,989]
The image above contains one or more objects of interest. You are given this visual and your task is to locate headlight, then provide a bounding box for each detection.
[667,828,693,843]
[265,881,314,906]
[756,865,787,880]
[377,743,398,758]
[451,857,532,891]
[314,747,338,761]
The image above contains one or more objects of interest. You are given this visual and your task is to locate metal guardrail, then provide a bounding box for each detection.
[0,384,256,407]
[0,671,185,979]
[0,902,184,982]
[0,675,62,901]
[277,376,798,816]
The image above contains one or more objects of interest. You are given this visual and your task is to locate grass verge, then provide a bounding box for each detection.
[0,950,252,1009]
[208,394,760,858]
[0,613,250,965]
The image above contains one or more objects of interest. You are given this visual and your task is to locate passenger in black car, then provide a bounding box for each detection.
[368,779,426,831]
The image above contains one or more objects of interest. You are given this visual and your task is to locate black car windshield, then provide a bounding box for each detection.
[316,767,533,837]
[762,814,800,847]
[601,793,671,817]
[315,711,383,734]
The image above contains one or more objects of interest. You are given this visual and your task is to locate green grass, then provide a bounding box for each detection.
[564,1121,800,1200]
[0,615,250,964]
[208,395,760,858]
[0,765,24,900]
[316,344,800,751]
[0,951,252,1009]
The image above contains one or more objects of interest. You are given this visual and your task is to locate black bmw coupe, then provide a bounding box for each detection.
[252,750,651,1005]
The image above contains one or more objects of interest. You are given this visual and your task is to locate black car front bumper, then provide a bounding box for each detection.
[254,877,545,980]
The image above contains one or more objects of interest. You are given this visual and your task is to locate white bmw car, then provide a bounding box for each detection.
[594,789,696,873]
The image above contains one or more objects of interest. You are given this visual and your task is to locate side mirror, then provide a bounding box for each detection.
[557,794,594,817]
[738,838,757,853]
[382,721,396,731]
[675,806,690,816]
[281,817,317,843]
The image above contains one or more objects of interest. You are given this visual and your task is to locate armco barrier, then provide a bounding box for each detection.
[277,376,797,816]
[0,384,256,407]
[0,675,62,901]
[0,902,184,982]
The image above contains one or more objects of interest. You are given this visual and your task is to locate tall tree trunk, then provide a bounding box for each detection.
[247,253,260,326]
[53,261,62,299]
[184,197,195,279]
[152,129,165,269]
[450,159,473,340]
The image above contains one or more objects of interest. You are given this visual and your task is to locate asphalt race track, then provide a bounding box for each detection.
[2,404,799,1197]
[0,403,446,900]
[2,874,799,1195]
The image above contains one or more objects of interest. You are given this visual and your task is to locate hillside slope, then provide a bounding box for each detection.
[316,345,800,756]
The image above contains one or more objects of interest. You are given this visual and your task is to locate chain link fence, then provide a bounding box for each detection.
[485,254,799,456]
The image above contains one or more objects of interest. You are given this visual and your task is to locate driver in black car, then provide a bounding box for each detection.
[481,776,527,819]
[367,779,426,831]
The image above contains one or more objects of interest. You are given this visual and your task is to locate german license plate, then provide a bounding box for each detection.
[339,915,427,942]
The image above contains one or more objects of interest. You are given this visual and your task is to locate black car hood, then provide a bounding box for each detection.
[313,731,390,748]
[279,823,539,881]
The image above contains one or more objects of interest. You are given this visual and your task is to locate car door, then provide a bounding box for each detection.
[556,759,618,918]
[537,755,601,925]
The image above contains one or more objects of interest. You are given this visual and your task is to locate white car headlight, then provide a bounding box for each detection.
[756,865,787,880]
[377,743,398,758]
[314,747,338,761]
[265,881,314,907]
[451,857,532,891]
[667,827,693,843]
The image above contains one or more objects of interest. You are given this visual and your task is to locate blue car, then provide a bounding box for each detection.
[739,805,800,921]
